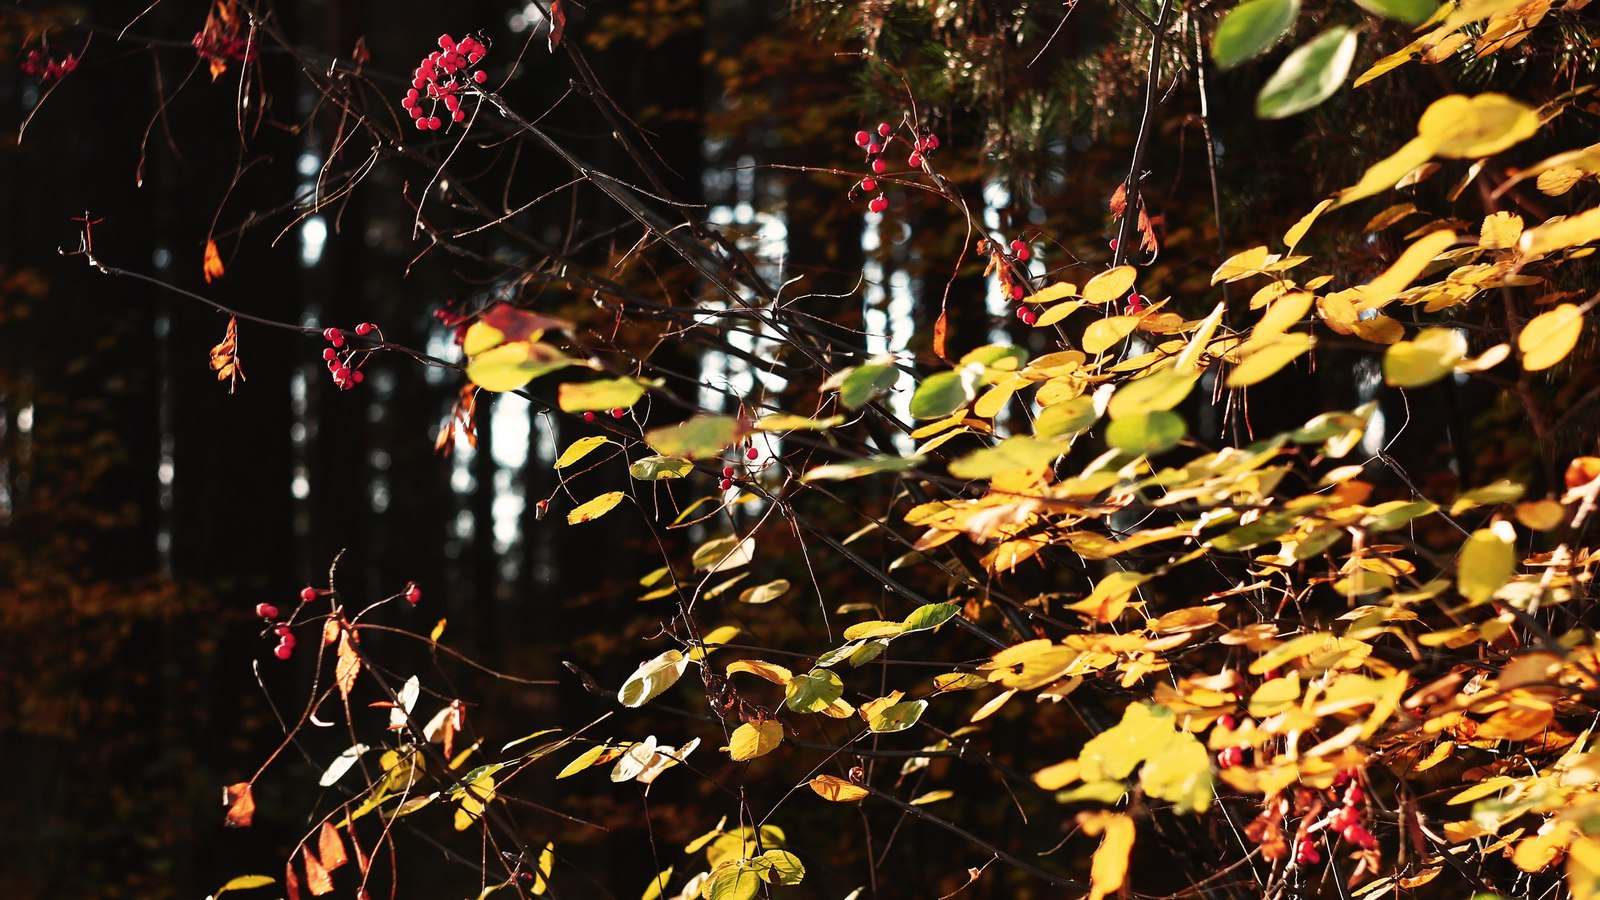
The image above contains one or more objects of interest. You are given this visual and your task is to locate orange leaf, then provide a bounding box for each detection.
[548,0,567,50]
[335,629,360,700]
[303,847,334,896]
[223,782,255,828]
[1083,812,1136,900]
[285,860,301,900]
[203,240,225,283]
[317,822,349,872]
[933,309,949,361]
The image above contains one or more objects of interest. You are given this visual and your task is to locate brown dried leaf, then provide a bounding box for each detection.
[209,316,245,393]
[317,821,349,872]
[335,629,360,700]
[223,781,255,828]
[548,0,567,51]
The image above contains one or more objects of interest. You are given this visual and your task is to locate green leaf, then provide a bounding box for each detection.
[1384,328,1467,387]
[215,875,276,896]
[555,436,612,469]
[1080,703,1180,781]
[1034,396,1099,440]
[1459,523,1515,605]
[866,699,928,733]
[785,669,844,713]
[568,491,625,524]
[901,602,961,634]
[645,416,743,460]
[837,362,901,409]
[910,371,971,419]
[465,342,574,393]
[802,455,925,482]
[1363,500,1437,532]
[557,377,648,412]
[1212,0,1300,70]
[629,455,694,480]
[947,436,1062,480]
[1105,411,1186,456]
[1255,27,1359,120]
[618,650,689,708]
[1138,730,1214,813]
[703,865,762,900]
[753,849,806,885]
[1352,0,1437,24]
[1107,369,1198,419]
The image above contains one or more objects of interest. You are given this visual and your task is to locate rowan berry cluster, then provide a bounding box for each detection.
[979,236,1039,324]
[401,33,489,132]
[719,443,762,492]
[20,47,78,85]
[320,322,376,390]
[256,585,317,660]
[581,408,629,423]
[847,122,940,215]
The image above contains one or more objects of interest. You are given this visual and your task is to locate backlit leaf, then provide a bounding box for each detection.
[465,341,573,393]
[909,371,970,419]
[629,455,694,480]
[223,782,255,828]
[1034,396,1099,440]
[318,744,370,787]
[1087,814,1136,900]
[835,362,901,409]
[1384,327,1467,387]
[809,774,869,802]
[1353,0,1436,23]
[1083,315,1142,354]
[558,377,648,413]
[1418,93,1540,160]
[645,416,743,460]
[1107,369,1197,419]
[1081,266,1138,304]
[752,849,805,885]
[215,875,275,896]
[948,436,1061,480]
[203,239,226,283]
[902,602,961,633]
[737,579,790,604]
[1227,334,1314,386]
[865,698,927,733]
[785,669,844,713]
[1105,411,1186,456]
[802,455,924,482]
[1521,208,1600,257]
[1459,522,1515,605]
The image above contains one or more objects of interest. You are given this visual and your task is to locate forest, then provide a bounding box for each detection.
[2,0,1599,897]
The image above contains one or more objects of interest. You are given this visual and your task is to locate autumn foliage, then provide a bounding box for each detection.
[8,0,1600,898]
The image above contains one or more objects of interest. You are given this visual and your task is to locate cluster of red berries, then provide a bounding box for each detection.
[989,236,1038,324]
[256,585,318,660]
[1124,292,1148,315]
[401,33,489,132]
[1323,775,1376,850]
[719,444,762,492]
[20,47,78,85]
[848,122,940,215]
[321,322,376,390]
[581,407,629,423]
[1213,713,1246,769]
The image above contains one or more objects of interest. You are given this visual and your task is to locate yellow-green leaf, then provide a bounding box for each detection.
[645,416,743,460]
[1107,369,1197,419]
[728,720,783,761]
[1383,327,1467,387]
[1228,334,1314,387]
[1417,93,1540,160]
[558,377,648,413]
[215,875,276,896]
[1458,522,1515,605]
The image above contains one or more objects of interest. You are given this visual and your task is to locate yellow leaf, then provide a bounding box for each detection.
[726,659,794,685]
[555,436,613,469]
[1227,334,1314,387]
[1068,571,1148,622]
[1175,300,1226,372]
[215,875,276,896]
[1081,266,1138,303]
[465,341,572,393]
[1520,207,1600,258]
[462,321,507,357]
[1355,230,1457,309]
[1417,93,1540,160]
[1033,758,1082,790]
[910,789,954,805]
[728,720,783,761]
[1353,39,1423,88]
[1568,835,1600,900]
[568,491,626,525]
[1084,813,1136,900]
[1106,369,1197,420]
[1351,314,1406,345]
[1518,303,1584,371]
[1248,672,1302,717]
[1211,246,1273,284]
[1336,137,1435,207]
[1246,291,1314,347]
[1033,299,1083,327]
[1458,522,1515,605]
[1283,199,1334,251]
[808,774,868,802]
[1481,211,1525,249]
[1384,327,1468,387]
[1083,315,1141,355]
[203,239,226,283]
[1025,281,1079,304]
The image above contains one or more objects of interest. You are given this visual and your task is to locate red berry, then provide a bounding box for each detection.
[1015,306,1029,321]
[871,158,886,175]
[1344,784,1365,806]
[1011,284,1026,300]
[323,327,339,342]
[582,411,596,423]
[1328,806,1356,831]
[611,407,626,419]
[723,465,735,477]
[877,122,891,137]
[452,109,466,123]
[854,130,871,147]
[869,196,888,213]
[907,151,923,168]
[747,447,759,461]
[409,106,424,120]
[355,322,373,335]
[1295,838,1321,865]
[444,95,460,111]
[1022,309,1038,326]
[1216,713,1237,731]
[401,96,416,110]
[1217,746,1243,769]
[865,142,880,156]
[352,371,364,384]
[273,642,293,660]
[412,77,426,90]
[473,70,488,84]
[1010,239,1024,252]
[1342,823,1376,849]
[428,116,443,130]
[415,117,430,130]
[719,478,733,491]
[323,348,338,361]
[861,177,877,192]
[439,34,455,50]
[404,581,422,605]
[300,586,317,602]
[333,365,350,381]
[274,623,292,637]
[255,603,279,619]
[1017,246,1031,261]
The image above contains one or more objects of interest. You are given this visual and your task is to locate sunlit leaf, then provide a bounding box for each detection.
[1418,93,1540,160]
[726,659,794,684]
[809,774,869,802]
[1034,395,1099,440]
[465,341,573,393]
[1105,411,1186,455]
[752,849,805,885]
[1107,369,1197,419]
[901,602,961,633]
[1081,266,1138,304]
[832,361,901,409]
[909,371,970,419]
[1353,0,1436,23]
[558,377,648,413]
[619,650,689,708]
[1083,315,1142,354]
[568,491,626,524]
[802,455,924,482]
[1384,327,1467,387]
[629,455,694,480]
[1227,334,1314,386]
[728,720,783,761]
[693,536,754,572]
[555,436,613,469]
[1459,522,1515,605]
[223,782,255,828]
[785,669,844,713]
[948,436,1061,480]
[1519,304,1583,371]
[214,875,275,896]
[319,743,370,787]
[737,579,790,604]
[645,416,743,460]
[865,698,927,733]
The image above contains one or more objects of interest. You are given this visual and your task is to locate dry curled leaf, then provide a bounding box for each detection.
[223,781,255,828]
[209,316,245,392]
